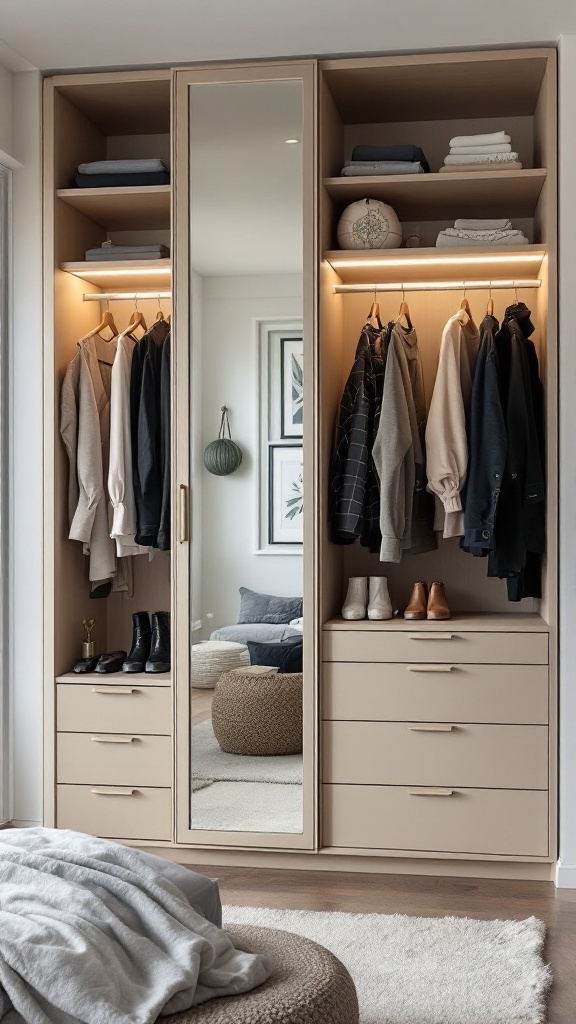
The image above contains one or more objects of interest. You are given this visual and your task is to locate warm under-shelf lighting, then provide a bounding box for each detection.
[71,267,172,278]
[327,253,545,269]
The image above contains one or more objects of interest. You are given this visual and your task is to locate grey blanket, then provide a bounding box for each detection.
[0,829,271,1024]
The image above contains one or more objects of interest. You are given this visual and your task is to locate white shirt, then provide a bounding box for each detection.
[108,331,149,557]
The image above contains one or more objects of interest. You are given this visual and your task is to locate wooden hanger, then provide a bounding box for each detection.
[395,289,412,330]
[127,297,147,336]
[458,289,475,328]
[486,283,494,317]
[80,300,118,342]
[155,296,165,323]
[367,287,382,329]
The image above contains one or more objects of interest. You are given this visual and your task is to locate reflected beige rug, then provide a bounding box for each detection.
[222,906,552,1024]
[192,781,302,833]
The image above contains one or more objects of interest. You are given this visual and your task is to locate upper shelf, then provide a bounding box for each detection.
[323,170,547,220]
[324,246,547,284]
[60,260,172,290]
[56,185,171,230]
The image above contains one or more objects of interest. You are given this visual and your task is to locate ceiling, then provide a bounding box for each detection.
[0,1,574,73]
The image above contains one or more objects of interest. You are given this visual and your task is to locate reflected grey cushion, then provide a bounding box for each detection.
[210,624,301,644]
[238,587,303,625]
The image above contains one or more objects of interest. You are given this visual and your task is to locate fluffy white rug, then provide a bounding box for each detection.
[192,721,302,786]
[192,781,303,833]
[222,906,552,1024]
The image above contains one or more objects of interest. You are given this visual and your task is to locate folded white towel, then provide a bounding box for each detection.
[443,228,526,240]
[449,131,511,147]
[444,152,519,165]
[439,162,522,173]
[449,143,512,155]
[436,231,529,248]
[454,219,512,230]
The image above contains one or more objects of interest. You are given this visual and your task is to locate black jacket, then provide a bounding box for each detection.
[330,322,388,549]
[157,333,171,551]
[462,314,507,556]
[487,303,545,599]
[130,319,171,548]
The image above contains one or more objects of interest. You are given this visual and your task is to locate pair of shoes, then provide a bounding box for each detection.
[342,577,393,621]
[74,652,127,673]
[404,582,450,620]
[123,611,171,673]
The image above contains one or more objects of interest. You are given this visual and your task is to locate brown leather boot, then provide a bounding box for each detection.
[404,582,428,620]
[427,582,451,620]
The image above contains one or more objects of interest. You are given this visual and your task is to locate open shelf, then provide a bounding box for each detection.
[324,246,547,284]
[323,170,547,220]
[56,185,171,230]
[61,260,172,289]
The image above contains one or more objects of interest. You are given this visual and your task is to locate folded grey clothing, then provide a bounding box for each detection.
[78,159,168,174]
[449,143,512,155]
[439,161,523,173]
[86,250,171,261]
[75,171,170,187]
[444,152,520,165]
[85,243,169,256]
[443,228,524,240]
[351,144,431,172]
[436,231,529,247]
[449,131,511,147]
[454,218,512,230]
[341,161,424,175]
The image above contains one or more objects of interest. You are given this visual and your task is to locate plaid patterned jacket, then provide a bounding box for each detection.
[330,322,389,549]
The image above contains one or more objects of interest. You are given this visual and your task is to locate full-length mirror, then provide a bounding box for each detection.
[188,78,304,834]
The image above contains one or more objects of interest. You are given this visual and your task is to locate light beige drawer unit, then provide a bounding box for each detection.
[57,785,172,841]
[57,733,172,787]
[57,682,172,735]
[322,662,549,724]
[322,721,549,790]
[323,784,549,857]
[323,629,548,665]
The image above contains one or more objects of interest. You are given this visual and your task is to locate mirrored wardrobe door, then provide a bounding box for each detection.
[174,63,317,849]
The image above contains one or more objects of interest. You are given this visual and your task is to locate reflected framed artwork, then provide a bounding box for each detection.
[269,444,303,544]
[280,337,304,438]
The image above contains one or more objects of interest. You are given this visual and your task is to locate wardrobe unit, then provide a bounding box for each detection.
[43,46,558,880]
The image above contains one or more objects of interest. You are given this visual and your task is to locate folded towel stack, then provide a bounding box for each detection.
[440,131,523,173]
[436,218,529,248]
[84,242,170,262]
[74,158,170,188]
[341,144,430,176]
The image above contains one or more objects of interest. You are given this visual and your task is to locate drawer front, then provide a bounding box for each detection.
[322,662,549,724]
[57,733,172,787]
[57,785,172,841]
[323,630,548,665]
[322,721,548,789]
[322,784,548,857]
[57,683,171,735]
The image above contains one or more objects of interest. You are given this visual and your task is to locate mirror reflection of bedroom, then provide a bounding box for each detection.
[189,79,304,833]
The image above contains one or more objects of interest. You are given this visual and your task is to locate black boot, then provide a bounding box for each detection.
[146,611,170,673]
[123,611,152,673]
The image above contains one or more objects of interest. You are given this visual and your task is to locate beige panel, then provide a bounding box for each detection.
[322,721,548,790]
[323,629,548,665]
[57,683,171,735]
[57,733,172,787]
[57,785,171,841]
[322,662,549,725]
[323,784,548,857]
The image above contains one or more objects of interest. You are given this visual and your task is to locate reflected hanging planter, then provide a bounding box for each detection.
[203,406,243,476]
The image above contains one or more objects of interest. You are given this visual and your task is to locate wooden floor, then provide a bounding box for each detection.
[199,865,576,1023]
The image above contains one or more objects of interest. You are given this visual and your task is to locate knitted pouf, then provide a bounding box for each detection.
[191,641,250,689]
[163,925,359,1024]
[211,672,303,755]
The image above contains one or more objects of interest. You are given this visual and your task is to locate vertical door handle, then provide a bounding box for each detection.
[179,484,189,543]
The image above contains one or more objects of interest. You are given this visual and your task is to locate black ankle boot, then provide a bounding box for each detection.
[146,611,170,673]
[123,611,152,673]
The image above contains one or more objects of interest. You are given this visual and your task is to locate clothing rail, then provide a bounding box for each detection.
[333,279,541,294]
[83,292,172,301]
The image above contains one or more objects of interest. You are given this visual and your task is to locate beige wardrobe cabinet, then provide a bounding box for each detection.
[43,47,558,880]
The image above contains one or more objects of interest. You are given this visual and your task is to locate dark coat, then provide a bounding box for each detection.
[130,319,171,548]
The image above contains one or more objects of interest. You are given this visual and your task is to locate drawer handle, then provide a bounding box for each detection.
[90,787,136,796]
[91,735,137,744]
[408,634,455,641]
[409,724,455,732]
[91,686,138,695]
[407,664,455,673]
[408,788,455,797]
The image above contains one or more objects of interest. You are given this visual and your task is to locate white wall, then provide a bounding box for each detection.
[200,275,303,633]
[0,65,13,159]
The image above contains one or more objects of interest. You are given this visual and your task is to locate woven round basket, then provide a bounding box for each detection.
[191,641,250,690]
[211,671,303,755]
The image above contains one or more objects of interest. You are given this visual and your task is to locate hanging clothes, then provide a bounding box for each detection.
[108,330,150,558]
[130,318,171,549]
[487,302,545,601]
[330,321,388,549]
[158,333,171,551]
[425,312,479,538]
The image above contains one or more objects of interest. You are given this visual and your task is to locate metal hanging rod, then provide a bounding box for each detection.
[83,292,172,301]
[333,279,541,294]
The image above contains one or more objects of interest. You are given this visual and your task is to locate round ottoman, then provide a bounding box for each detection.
[164,924,359,1024]
[212,671,303,755]
[192,641,250,689]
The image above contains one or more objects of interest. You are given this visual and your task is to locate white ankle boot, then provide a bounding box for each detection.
[367,576,393,620]
[342,577,368,620]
